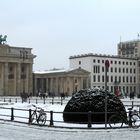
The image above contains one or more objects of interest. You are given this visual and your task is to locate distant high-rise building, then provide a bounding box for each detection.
[118,39,140,58]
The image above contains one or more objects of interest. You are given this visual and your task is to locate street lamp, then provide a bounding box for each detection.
[105,60,110,128]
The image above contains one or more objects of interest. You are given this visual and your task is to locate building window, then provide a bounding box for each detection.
[8,74,14,79]
[115,76,117,82]
[111,67,113,72]
[123,68,125,73]
[130,68,132,73]
[111,76,113,82]
[102,67,104,72]
[21,74,26,79]
[115,61,117,64]
[9,66,13,72]
[134,77,136,83]
[126,68,128,73]
[79,61,81,65]
[93,66,100,73]
[126,77,129,83]
[123,61,125,65]
[138,61,140,67]
[111,86,113,92]
[102,75,104,82]
[115,67,117,73]
[98,60,100,63]
[119,68,121,73]
[134,86,136,93]
[134,62,136,65]
[119,76,121,82]
[98,75,100,82]
[93,75,96,82]
[123,76,125,82]
[93,59,96,63]
[119,61,121,64]
[21,66,25,73]
[130,76,132,82]
[126,86,129,93]
[134,69,136,73]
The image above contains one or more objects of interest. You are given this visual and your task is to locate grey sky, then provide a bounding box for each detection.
[0,0,140,70]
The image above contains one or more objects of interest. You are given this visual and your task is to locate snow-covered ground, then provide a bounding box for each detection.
[0,97,140,140]
[0,120,140,140]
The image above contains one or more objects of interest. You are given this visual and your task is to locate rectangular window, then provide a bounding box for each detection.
[130,76,132,82]
[93,75,96,82]
[126,68,128,73]
[115,68,117,73]
[111,76,113,82]
[123,76,125,82]
[123,68,125,73]
[111,67,113,72]
[119,68,121,73]
[111,86,113,92]
[93,66,100,73]
[119,76,121,82]
[102,67,104,72]
[8,74,14,79]
[134,69,136,73]
[102,76,104,82]
[134,77,136,83]
[126,77,129,83]
[98,75,100,82]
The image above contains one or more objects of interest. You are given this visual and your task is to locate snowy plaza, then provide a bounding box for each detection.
[0,97,140,140]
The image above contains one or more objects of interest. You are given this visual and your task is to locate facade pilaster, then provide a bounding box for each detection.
[4,62,8,95]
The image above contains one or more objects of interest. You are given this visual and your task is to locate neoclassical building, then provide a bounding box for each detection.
[69,39,140,96]
[33,68,90,96]
[0,44,35,96]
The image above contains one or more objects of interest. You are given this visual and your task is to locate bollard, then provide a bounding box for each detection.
[88,111,92,128]
[50,111,54,126]
[11,108,14,121]
[132,101,134,108]
[29,98,30,104]
[36,98,38,104]
[28,109,32,124]
[15,98,17,103]
[52,98,54,105]
[61,97,63,105]
[43,98,45,104]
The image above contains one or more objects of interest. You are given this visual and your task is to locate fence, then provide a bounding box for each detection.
[0,106,140,129]
[0,97,69,105]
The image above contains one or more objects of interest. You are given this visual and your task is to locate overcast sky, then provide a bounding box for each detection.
[0,0,140,71]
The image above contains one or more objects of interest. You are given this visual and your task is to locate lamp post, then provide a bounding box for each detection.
[105,60,110,128]
[20,48,28,97]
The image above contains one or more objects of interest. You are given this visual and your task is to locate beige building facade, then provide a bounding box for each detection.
[0,44,35,96]
[33,68,90,96]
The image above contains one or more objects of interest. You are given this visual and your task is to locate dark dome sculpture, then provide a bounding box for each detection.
[63,88,127,123]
